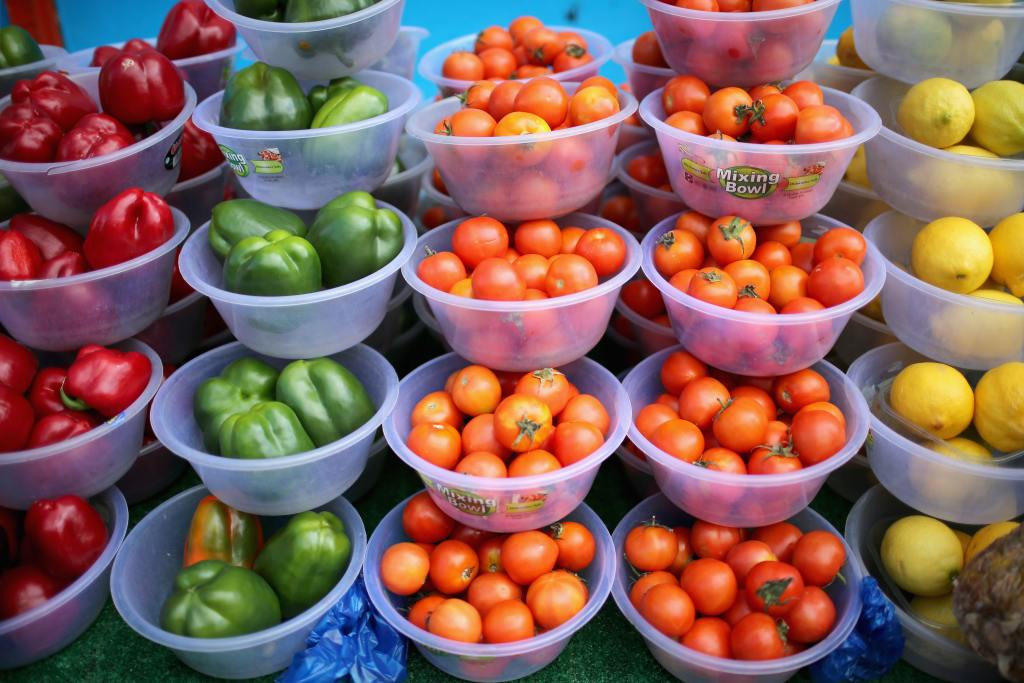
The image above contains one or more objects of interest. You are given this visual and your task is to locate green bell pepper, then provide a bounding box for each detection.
[310,85,388,129]
[219,62,313,131]
[285,0,374,22]
[218,401,315,459]
[209,199,307,261]
[307,77,360,114]
[307,192,404,287]
[276,358,375,447]
[0,26,44,69]
[194,357,280,453]
[160,560,281,638]
[254,511,351,618]
[234,0,287,20]
[223,230,322,297]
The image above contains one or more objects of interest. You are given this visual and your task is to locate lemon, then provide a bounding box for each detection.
[845,145,871,188]
[836,27,870,70]
[861,295,885,322]
[943,144,999,159]
[990,213,1024,297]
[827,55,840,66]
[881,515,964,596]
[965,521,1021,564]
[898,78,975,149]
[912,147,1017,219]
[890,362,975,438]
[928,436,993,462]
[877,6,952,66]
[954,20,1006,74]
[970,81,1024,157]
[970,289,1023,306]
[911,217,993,294]
[954,529,973,558]
[910,594,964,641]
[974,362,1024,452]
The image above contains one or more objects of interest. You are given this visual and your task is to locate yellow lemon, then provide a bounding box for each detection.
[877,6,952,65]
[928,436,993,462]
[954,20,1006,73]
[943,144,999,159]
[954,529,973,558]
[898,78,975,149]
[965,521,1021,564]
[911,147,1017,219]
[974,362,1024,452]
[910,594,964,641]
[989,213,1024,297]
[881,515,964,596]
[827,55,840,65]
[911,217,993,294]
[845,145,871,188]
[861,295,885,322]
[970,289,1023,306]
[970,80,1024,157]
[836,27,870,70]
[890,362,974,439]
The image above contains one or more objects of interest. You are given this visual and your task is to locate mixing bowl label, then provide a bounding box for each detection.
[164,133,182,171]
[420,476,497,516]
[254,147,284,175]
[219,144,250,177]
[505,491,548,515]
[679,157,824,200]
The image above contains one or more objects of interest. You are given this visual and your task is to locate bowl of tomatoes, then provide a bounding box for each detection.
[622,346,870,527]
[615,278,678,355]
[365,491,614,681]
[613,492,863,682]
[383,353,629,533]
[613,34,675,103]
[403,213,640,371]
[639,80,881,224]
[616,141,688,229]
[406,80,637,222]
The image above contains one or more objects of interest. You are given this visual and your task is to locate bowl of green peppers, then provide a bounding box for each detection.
[0,25,67,97]
[110,484,366,679]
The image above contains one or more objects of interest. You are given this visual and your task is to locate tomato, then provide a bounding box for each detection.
[691,521,743,560]
[656,393,681,411]
[791,530,845,587]
[683,618,732,658]
[772,369,830,414]
[494,394,554,452]
[478,536,505,573]
[688,267,739,308]
[458,416,508,461]
[428,598,482,643]
[703,87,753,138]
[494,111,551,136]
[712,396,768,453]
[731,612,785,660]
[753,0,813,8]
[746,561,804,616]
[381,542,430,595]
[675,211,714,246]
[411,390,462,429]
[654,229,704,278]
[660,350,708,395]
[807,257,864,307]
[546,254,598,296]
[767,265,808,310]
[508,254,548,291]
[560,226,586,253]
[695,447,748,474]
[796,402,845,431]
[408,423,462,469]
[791,410,845,466]
[651,419,705,462]
[751,523,803,563]
[475,25,514,52]
[662,75,711,115]
[788,241,814,273]
[627,153,669,187]
[731,385,776,421]
[527,570,588,629]
[436,108,497,137]
[467,572,523,617]
[578,76,615,96]
[782,81,824,110]
[724,590,755,626]
[813,227,866,266]
[762,420,790,447]
[429,541,479,595]
[748,445,803,474]
[665,110,707,135]
[514,77,569,128]
[575,227,626,276]
[795,105,851,144]
[635,403,679,440]
[707,131,737,142]
[780,297,824,314]
[678,376,731,430]
[725,259,771,301]
[783,586,836,643]
[677,0,720,10]
[637,582,695,638]
[488,81,525,122]
[482,599,534,643]
[455,451,508,477]
[551,421,604,466]
[749,94,799,143]
[665,526,693,575]
[748,83,781,100]
[402,492,455,544]
[625,522,678,571]
[511,219,560,258]
[408,593,445,630]
[417,251,467,293]
[421,206,448,230]
[621,280,665,319]
[471,258,526,301]
[569,86,620,125]
[509,16,543,43]
[755,221,801,248]
[680,558,738,615]
[632,31,668,67]
[559,394,611,435]
[513,368,571,416]
[452,216,509,269]
[601,195,640,232]
[443,51,485,81]
[725,541,778,586]
[516,64,552,78]
[449,365,502,417]
[707,215,756,265]
[547,520,596,571]
[501,530,559,585]
[554,46,594,72]
[507,449,562,476]
[630,570,677,609]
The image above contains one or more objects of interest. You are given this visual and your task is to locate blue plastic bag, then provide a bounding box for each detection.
[810,577,905,683]
[278,577,407,683]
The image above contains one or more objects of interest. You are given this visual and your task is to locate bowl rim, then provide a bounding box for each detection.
[60,37,245,70]
[170,163,227,194]
[615,139,686,203]
[0,44,68,77]
[419,166,461,210]
[614,279,677,341]
[857,0,1024,18]
[811,38,874,78]
[641,0,842,21]
[379,135,431,189]
[203,0,404,31]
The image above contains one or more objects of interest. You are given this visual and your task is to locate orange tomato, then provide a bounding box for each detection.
[569,86,620,126]
[407,423,462,469]
[688,267,739,308]
[493,394,554,452]
[755,221,801,248]
[666,110,707,135]
[452,216,509,269]
[551,421,604,466]
[662,75,711,115]
[703,87,753,138]
[482,599,534,643]
[725,259,771,300]
[651,418,705,461]
[435,107,497,137]
[455,451,509,477]
[513,77,569,128]
[767,264,808,310]
[660,350,707,395]
[442,51,484,81]
[514,218,563,257]
[509,16,543,44]
[559,394,611,435]
[411,390,463,429]
[381,542,430,595]
[427,598,482,642]
[653,228,705,278]
[417,250,467,293]
[507,449,562,476]
[464,80,496,111]
[494,111,551,136]
[476,26,514,53]
[546,254,598,296]
[675,211,714,245]
[449,277,473,297]
[707,215,756,265]
[488,80,524,122]
[471,257,527,301]
[478,47,518,79]
[512,253,550,290]
[560,226,586,253]
[578,75,617,96]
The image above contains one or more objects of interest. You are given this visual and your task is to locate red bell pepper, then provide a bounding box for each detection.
[9,214,82,261]
[0,384,34,452]
[28,367,66,417]
[0,333,37,394]
[0,102,63,162]
[55,112,136,162]
[38,252,87,279]
[179,117,222,182]
[60,344,152,418]
[0,565,62,619]
[0,508,18,570]
[11,71,97,133]
[0,230,41,281]
[169,250,193,303]
[27,411,100,449]
[98,49,186,125]
[90,38,154,67]
[157,0,236,60]
[24,495,108,581]
[83,188,175,270]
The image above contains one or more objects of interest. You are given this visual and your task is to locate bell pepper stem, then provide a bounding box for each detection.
[60,384,91,412]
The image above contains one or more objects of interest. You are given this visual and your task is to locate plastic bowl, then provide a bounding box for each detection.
[826,453,875,503]
[151,341,398,515]
[796,39,874,93]
[179,203,416,358]
[642,212,885,376]
[343,433,389,501]
[848,343,1024,524]
[406,88,637,222]
[0,487,128,670]
[418,27,613,96]
[419,172,467,231]
[641,85,881,224]
[383,352,630,532]
[820,178,889,230]
[616,141,686,229]
[617,122,653,153]
[166,164,229,231]
[0,71,196,228]
[404,214,641,371]
[369,26,429,81]
[845,485,1003,682]
[203,0,405,80]
[111,484,366,679]
[363,279,413,355]
[365,492,614,682]
[116,440,190,505]
[623,345,869,527]
[613,284,677,355]
[617,443,660,498]
[372,134,430,217]
[851,0,1024,88]
[866,211,1024,369]
[614,492,863,683]
[413,291,450,349]
[193,70,421,210]
[640,0,841,87]
[0,45,68,97]
[853,76,1024,227]
[0,207,190,351]
[831,311,897,367]
[612,38,675,104]
[58,37,243,101]
[135,290,209,366]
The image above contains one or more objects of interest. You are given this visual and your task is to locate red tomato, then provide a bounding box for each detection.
[514,219,562,257]
[752,241,793,271]
[468,572,523,617]
[452,216,509,269]
[546,254,599,297]
[796,401,846,431]
[478,536,505,573]
[783,586,836,643]
[430,539,480,595]
[632,31,668,67]
[782,81,824,110]
[746,561,805,616]
[501,530,559,585]
[748,445,804,474]
[625,522,679,572]
[514,368,572,415]
[791,410,846,466]
[627,153,669,187]
[559,394,611,435]
[471,257,526,300]
[691,521,744,560]
[526,570,588,629]
[455,451,509,477]
[702,87,753,138]
[476,26,514,52]
[443,51,485,80]
[678,376,732,430]
[667,526,693,575]
[675,211,714,245]
[408,593,445,630]
[780,297,825,314]
[724,590,755,626]
[688,267,739,308]
[660,350,708,395]
[654,228,705,278]
[772,369,830,413]
[813,227,867,266]
[756,221,802,248]
[807,257,865,307]
[731,613,785,660]
[651,419,705,462]
[482,599,535,643]
[621,279,666,318]
[752,523,803,563]
[547,520,596,571]
[569,86,620,125]
[712,397,768,453]
[731,385,777,421]
[402,491,455,543]
[695,447,748,474]
[508,449,562,477]
[790,242,815,273]
[640,583,696,638]
[795,105,851,144]
[575,227,627,277]
[461,414,511,460]
[682,618,732,658]
[418,251,468,293]
[749,94,799,143]
[662,75,711,115]
[792,530,846,587]
[680,558,738,615]
[514,77,569,128]
[635,403,679,440]
[725,541,778,585]
[488,81,525,122]
[707,215,756,266]
[630,571,677,609]
[551,421,604,466]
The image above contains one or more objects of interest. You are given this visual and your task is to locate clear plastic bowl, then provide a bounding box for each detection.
[831,311,897,367]
[135,290,209,366]
[203,0,405,80]
[848,343,1024,524]
[166,164,229,231]
[406,88,637,222]
[343,434,388,501]
[613,284,677,356]
[151,341,398,516]
[820,178,889,230]
[612,38,674,104]
[412,291,450,350]
[865,211,1024,369]
[642,212,886,376]
[852,76,1024,227]
[0,71,196,228]
[383,352,630,533]
[640,0,842,87]
[623,345,869,527]
[363,279,413,355]
[845,485,1004,682]
[0,45,68,97]
[404,214,641,371]
[616,443,660,498]
[0,340,163,509]
[111,484,366,679]
[851,0,1024,88]
[179,204,416,359]
[372,134,430,218]
[796,39,874,94]
[116,439,190,505]
[640,85,882,224]
[615,140,686,229]
[418,27,613,96]
[825,453,875,504]
[193,70,421,210]
[365,492,614,682]
[369,26,429,81]
[614,492,863,683]
[58,37,244,101]
[617,122,653,153]
[0,487,128,670]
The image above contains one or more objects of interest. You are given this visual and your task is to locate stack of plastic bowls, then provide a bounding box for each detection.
[615,141,686,229]
[797,39,874,93]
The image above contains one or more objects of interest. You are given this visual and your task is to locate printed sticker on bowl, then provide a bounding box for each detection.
[677,147,826,201]
[219,144,250,177]
[254,147,284,175]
